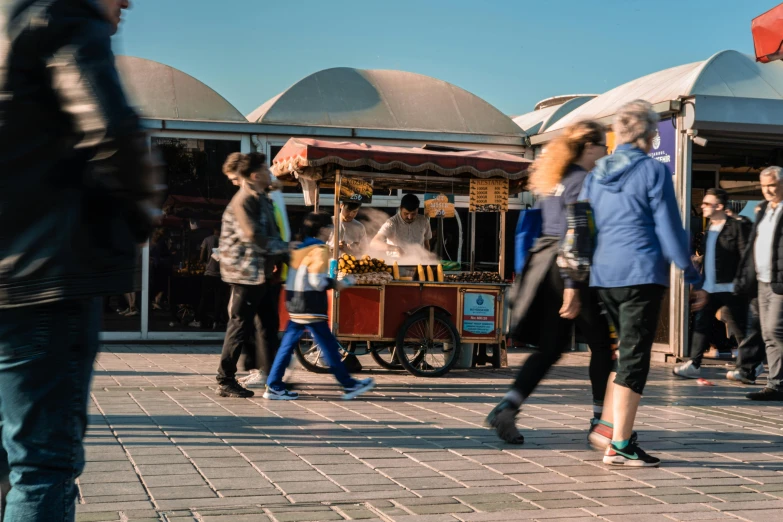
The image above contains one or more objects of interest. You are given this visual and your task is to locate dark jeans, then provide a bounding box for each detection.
[267,320,356,390]
[217,283,280,384]
[196,275,226,325]
[736,298,767,377]
[0,299,101,521]
[599,285,665,395]
[512,263,615,404]
[690,292,747,367]
[239,283,281,373]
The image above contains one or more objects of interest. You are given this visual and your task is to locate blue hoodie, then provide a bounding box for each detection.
[579,145,700,289]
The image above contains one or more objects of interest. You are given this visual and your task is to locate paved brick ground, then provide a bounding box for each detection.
[79,346,783,522]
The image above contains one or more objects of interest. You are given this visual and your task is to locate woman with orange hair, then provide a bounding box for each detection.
[487,120,619,448]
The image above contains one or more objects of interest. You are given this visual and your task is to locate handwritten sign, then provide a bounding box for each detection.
[469,179,508,212]
[339,177,373,204]
[424,193,455,218]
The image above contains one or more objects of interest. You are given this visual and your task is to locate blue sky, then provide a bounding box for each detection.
[116,0,772,118]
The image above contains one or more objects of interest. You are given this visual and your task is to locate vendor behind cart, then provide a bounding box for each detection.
[371,194,432,255]
[328,201,367,255]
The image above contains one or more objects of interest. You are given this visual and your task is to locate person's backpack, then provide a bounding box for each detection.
[513,208,542,275]
[556,201,595,283]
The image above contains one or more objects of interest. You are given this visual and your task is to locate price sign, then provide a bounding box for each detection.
[339,177,373,204]
[424,193,455,218]
[462,292,496,336]
[469,179,508,212]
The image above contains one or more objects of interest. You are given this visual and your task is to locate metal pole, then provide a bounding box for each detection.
[331,171,342,334]
[470,212,476,272]
[670,118,692,360]
[333,170,341,261]
[499,211,507,280]
[140,242,150,339]
[436,217,444,258]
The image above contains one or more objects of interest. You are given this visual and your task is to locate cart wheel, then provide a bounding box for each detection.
[395,311,461,377]
[294,333,351,374]
[369,342,404,370]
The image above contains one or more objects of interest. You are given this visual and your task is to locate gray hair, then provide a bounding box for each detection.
[760,166,783,181]
[613,100,660,148]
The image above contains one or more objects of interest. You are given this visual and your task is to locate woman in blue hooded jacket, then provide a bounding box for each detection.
[487,121,616,447]
[580,100,706,468]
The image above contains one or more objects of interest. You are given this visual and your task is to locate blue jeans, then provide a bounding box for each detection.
[268,321,356,390]
[0,299,101,521]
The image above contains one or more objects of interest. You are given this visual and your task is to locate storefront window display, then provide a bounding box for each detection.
[145,137,240,333]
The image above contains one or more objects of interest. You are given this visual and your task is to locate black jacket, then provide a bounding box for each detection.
[0,0,161,307]
[734,202,783,297]
[699,217,748,285]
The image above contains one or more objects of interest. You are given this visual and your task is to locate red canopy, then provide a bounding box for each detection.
[271,138,531,181]
[753,4,783,63]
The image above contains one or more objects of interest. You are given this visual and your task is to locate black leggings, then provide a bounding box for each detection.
[511,263,615,405]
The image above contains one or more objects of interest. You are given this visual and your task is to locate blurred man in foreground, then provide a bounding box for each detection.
[0,0,160,519]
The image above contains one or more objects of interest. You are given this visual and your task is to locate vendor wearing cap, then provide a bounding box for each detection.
[328,201,367,255]
[372,194,432,255]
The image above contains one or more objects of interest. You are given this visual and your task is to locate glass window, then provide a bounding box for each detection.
[147,138,241,333]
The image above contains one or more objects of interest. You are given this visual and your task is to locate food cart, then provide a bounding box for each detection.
[272,139,531,377]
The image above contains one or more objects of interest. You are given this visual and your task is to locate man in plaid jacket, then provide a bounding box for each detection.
[216,152,288,398]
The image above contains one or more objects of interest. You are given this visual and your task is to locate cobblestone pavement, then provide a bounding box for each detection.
[80,346,783,522]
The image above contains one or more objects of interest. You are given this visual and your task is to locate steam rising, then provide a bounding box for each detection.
[358,207,440,265]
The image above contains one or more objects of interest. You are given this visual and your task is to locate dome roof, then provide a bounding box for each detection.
[247,67,522,136]
[116,56,246,122]
[534,94,597,111]
[513,96,596,136]
[548,50,783,132]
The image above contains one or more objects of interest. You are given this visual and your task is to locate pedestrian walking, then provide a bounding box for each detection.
[264,212,376,401]
[726,297,766,384]
[0,0,161,518]
[220,153,290,389]
[734,166,783,401]
[486,121,617,447]
[239,177,291,387]
[216,152,289,398]
[674,188,749,379]
[580,100,705,467]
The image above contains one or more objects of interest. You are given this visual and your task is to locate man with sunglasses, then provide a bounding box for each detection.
[674,188,749,379]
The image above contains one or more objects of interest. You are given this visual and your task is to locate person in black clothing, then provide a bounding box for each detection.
[150,228,172,310]
[724,207,767,383]
[191,226,225,328]
[487,121,616,447]
[733,167,783,401]
[675,189,749,379]
[0,0,161,517]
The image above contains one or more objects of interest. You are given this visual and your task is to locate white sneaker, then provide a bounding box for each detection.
[118,308,131,315]
[239,371,266,388]
[343,378,376,400]
[673,360,701,379]
[262,387,299,400]
[188,320,201,328]
[125,309,139,317]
